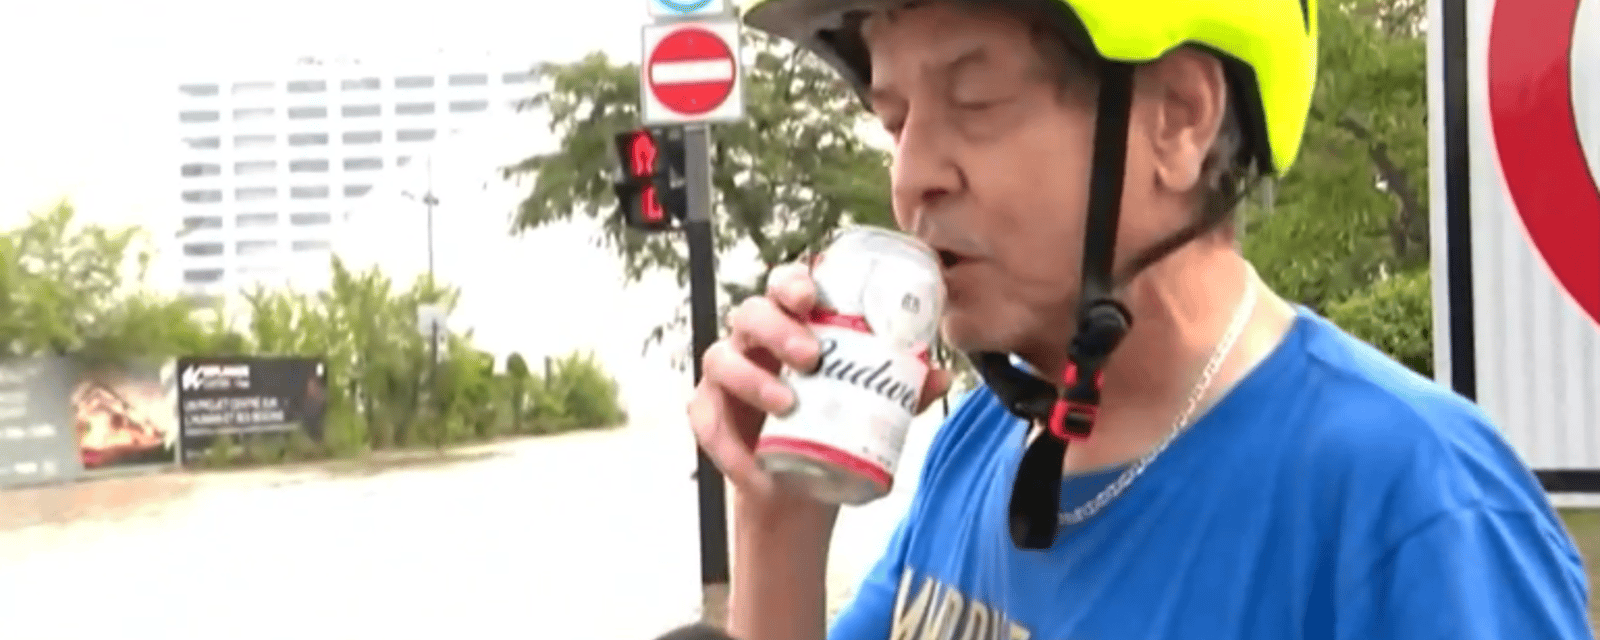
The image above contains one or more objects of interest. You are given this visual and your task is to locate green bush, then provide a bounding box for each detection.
[1324,267,1434,377]
[2,201,629,471]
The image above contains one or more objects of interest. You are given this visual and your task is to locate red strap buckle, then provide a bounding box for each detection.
[1048,399,1096,441]
[1047,363,1103,441]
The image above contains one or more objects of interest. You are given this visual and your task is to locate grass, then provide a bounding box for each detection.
[1561,509,1600,630]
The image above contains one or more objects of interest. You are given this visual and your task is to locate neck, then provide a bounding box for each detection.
[1018,237,1297,472]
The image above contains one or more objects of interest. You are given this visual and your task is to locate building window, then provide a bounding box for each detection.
[395,102,434,115]
[236,187,277,201]
[183,242,225,257]
[180,110,219,123]
[234,134,273,149]
[449,73,489,86]
[234,160,276,175]
[232,81,273,95]
[293,240,332,252]
[449,100,489,113]
[291,212,332,226]
[290,185,330,199]
[396,128,435,142]
[184,268,226,284]
[342,104,381,117]
[344,157,382,171]
[288,106,327,119]
[502,71,531,84]
[289,132,329,146]
[341,77,380,91]
[182,216,223,230]
[181,163,221,177]
[342,130,381,144]
[236,212,277,227]
[288,80,326,93]
[234,107,273,121]
[289,158,329,173]
[344,184,373,197]
[179,84,219,97]
[183,136,221,150]
[395,75,433,89]
[236,240,278,256]
[182,190,223,204]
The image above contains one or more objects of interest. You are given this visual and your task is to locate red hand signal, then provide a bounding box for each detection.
[629,132,658,178]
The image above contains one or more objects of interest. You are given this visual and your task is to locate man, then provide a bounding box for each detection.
[685,0,1593,639]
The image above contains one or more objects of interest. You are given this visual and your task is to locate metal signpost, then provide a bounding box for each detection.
[639,0,745,623]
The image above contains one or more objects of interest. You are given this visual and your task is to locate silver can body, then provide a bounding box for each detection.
[755,225,946,506]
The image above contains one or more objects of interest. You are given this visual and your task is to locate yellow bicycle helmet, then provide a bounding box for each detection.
[744,0,1318,175]
[742,0,1319,551]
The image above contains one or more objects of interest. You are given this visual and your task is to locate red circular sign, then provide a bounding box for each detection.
[1488,0,1600,327]
[647,26,736,117]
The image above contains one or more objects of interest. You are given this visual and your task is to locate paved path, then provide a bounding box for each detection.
[0,405,948,640]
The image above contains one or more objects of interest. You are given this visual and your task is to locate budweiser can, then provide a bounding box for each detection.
[755,225,946,505]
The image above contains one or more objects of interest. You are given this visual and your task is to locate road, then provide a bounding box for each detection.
[0,403,949,640]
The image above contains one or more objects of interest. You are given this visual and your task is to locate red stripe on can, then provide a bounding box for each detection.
[756,435,893,493]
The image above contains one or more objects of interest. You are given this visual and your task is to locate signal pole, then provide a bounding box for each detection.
[640,0,745,624]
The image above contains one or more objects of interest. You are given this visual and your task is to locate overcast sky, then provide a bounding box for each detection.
[0,0,722,413]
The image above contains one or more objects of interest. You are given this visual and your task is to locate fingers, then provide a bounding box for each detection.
[686,388,775,497]
[702,338,795,415]
[765,261,818,318]
[726,295,819,373]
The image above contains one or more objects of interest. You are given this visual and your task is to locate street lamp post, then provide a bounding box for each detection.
[401,156,442,446]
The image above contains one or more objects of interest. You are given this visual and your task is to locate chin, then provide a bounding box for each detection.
[940,307,1022,355]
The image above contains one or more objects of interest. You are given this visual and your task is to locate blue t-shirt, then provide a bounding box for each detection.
[829,308,1592,640]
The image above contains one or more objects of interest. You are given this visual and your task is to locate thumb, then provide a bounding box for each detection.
[914,367,953,414]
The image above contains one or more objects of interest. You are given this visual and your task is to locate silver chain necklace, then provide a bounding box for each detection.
[1056,271,1260,525]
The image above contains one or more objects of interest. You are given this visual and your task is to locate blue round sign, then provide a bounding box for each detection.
[656,0,713,13]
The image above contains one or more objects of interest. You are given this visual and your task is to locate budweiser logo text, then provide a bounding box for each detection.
[816,338,919,413]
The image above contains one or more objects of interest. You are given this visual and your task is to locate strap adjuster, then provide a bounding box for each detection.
[1046,364,1103,441]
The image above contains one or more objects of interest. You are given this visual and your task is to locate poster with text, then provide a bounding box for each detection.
[0,357,86,488]
[177,356,328,463]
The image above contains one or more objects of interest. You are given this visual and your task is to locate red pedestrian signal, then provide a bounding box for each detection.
[608,127,684,232]
[612,128,681,232]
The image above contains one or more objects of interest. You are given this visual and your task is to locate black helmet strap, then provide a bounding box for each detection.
[969,60,1137,551]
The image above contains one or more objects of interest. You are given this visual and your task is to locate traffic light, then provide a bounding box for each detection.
[612,127,686,232]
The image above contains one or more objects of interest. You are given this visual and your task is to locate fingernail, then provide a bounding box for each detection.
[785,337,816,364]
[761,383,794,413]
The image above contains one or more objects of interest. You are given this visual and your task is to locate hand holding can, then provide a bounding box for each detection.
[686,226,950,507]
[755,226,950,506]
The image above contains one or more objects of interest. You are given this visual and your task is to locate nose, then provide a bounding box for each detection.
[890,107,962,232]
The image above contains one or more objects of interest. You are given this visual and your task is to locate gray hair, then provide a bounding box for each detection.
[1026,19,1252,232]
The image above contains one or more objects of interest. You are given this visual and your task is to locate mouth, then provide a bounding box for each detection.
[936,249,968,269]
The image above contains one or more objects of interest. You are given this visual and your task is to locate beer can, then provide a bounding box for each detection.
[755,225,946,505]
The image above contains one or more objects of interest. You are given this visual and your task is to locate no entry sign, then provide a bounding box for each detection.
[640,19,745,126]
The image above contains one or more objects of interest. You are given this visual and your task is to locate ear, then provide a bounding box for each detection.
[1136,49,1227,193]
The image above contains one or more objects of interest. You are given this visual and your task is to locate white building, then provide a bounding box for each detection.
[168,54,536,305]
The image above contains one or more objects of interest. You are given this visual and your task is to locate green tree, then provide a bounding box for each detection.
[1241,0,1434,374]
[1243,0,1428,310]
[503,32,892,346]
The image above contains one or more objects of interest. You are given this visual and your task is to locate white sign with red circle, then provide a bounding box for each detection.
[1433,0,1600,485]
[640,19,745,126]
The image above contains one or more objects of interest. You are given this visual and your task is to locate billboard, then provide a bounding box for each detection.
[0,358,86,488]
[176,356,328,463]
[73,358,181,472]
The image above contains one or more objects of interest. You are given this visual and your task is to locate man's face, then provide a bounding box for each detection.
[863,2,1204,357]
